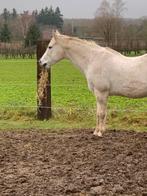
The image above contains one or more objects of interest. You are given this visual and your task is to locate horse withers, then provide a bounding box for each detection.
[39,31,147,137]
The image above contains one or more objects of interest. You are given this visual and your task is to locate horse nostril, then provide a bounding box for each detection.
[38,60,47,67]
[43,63,47,67]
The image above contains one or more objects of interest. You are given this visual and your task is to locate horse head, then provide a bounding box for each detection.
[39,30,65,69]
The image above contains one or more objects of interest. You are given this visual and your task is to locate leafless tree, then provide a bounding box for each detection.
[140,19,147,50]
[112,0,126,47]
[95,0,114,46]
[19,11,35,39]
[112,0,126,17]
[95,0,126,47]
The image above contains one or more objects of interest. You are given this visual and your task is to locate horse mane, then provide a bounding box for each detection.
[105,47,122,56]
[69,37,99,48]
[58,34,122,56]
[58,34,101,49]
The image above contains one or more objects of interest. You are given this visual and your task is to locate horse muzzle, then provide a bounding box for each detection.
[39,60,48,68]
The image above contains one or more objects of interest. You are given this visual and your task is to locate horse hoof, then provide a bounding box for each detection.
[93,131,103,137]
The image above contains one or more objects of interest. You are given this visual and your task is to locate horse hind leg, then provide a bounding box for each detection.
[94,90,108,137]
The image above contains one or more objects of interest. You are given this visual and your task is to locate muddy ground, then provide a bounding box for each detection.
[0,129,147,196]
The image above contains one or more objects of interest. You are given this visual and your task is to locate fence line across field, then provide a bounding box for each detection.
[0,83,88,87]
[0,40,147,120]
[0,105,146,113]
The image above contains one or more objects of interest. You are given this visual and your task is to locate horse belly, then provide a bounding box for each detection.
[110,79,147,98]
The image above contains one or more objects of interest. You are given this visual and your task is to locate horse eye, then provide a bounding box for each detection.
[48,46,52,49]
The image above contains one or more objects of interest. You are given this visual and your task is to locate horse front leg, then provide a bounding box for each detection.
[93,90,108,137]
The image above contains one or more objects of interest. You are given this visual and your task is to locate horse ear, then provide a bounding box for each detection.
[53,30,61,41]
[55,30,61,35]
[52,30,55,37]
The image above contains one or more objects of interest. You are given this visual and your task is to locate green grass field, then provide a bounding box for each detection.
[0,59,146,131]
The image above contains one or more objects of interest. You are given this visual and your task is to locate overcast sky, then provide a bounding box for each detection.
[0,0,147,19]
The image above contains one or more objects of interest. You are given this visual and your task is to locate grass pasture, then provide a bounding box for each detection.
[0,59,146,130]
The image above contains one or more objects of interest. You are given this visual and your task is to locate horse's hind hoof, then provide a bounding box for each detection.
[93,131,103,137]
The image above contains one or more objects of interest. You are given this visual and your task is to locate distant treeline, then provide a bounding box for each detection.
[0,1,147,53]
[0,46,36,59]
[36,7,63,29]
[0,7,63,46]
[0,37,147,59]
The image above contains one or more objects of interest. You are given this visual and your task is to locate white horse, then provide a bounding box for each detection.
[39,31,147,136]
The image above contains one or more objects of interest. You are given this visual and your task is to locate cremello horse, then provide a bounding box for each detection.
[39,31,147,136]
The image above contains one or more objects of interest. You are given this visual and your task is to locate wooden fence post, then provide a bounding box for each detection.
[37,40,51,120]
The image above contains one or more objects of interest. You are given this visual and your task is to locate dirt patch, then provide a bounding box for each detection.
[0,129,147,196]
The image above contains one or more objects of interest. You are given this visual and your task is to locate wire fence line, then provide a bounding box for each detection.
[0,81,146,89]
[0,68,146,115]
[0,82,146,110]
[0,84,87,87]
[0,105,146,113]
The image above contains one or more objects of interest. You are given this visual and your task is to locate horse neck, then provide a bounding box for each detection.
[63,40,94,74]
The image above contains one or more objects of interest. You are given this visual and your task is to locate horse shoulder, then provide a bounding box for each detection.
[86,63,110,93]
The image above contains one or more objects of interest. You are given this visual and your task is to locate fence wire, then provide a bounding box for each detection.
[0,83,146,113]
[0,105,146,113]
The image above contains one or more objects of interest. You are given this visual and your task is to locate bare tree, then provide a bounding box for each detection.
[95,0,115,46]
[140,19,147,50]
[112,0,126,17]
[95,0,126,47]
[18,11,35,39]
[112,0,126,47]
